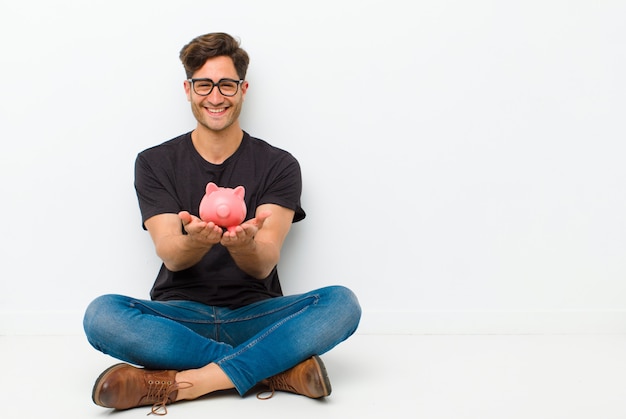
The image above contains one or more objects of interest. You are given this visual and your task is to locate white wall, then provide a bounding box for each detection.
[1,0,625,335]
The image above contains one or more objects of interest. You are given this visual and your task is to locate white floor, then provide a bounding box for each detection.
[1,333,626,419]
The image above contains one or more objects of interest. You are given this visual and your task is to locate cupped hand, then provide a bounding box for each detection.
[179,211,223,246]
[220,210,271,250]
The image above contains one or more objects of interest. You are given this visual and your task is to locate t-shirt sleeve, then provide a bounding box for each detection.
[134,152,182,229]
[260,152,306,223]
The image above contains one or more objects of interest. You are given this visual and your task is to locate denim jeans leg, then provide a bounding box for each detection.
[215,285,361,394]
[83,294,234,370]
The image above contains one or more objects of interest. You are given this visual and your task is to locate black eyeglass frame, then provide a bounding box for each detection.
[187,78,244,97]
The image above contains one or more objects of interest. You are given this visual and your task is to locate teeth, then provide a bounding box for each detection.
[208,108,225,113]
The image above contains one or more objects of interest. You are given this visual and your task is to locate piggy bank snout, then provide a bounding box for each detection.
[216,203,232,219]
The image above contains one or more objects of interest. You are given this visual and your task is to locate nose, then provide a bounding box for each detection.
[205,86,225,104]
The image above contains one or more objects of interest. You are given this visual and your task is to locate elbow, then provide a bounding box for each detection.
[156,249,193,273]
[163,261,186,272]
[249,252,280,279]
[252,264,277,280]
[256,251,281,279]
[254,251,281,279]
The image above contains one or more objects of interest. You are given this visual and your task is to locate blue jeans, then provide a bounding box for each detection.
[83,285,361,395]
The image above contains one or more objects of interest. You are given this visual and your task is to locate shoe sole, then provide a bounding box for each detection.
[312,355,332,397]
[91,363,130,406]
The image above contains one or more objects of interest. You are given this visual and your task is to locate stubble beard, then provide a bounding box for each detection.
[192,99,243,134]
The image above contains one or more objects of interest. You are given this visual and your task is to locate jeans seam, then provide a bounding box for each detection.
[221,294,320,325]
[129,299,217,325]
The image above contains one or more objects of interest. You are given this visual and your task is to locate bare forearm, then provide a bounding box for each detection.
[145,213,221,272]
[227,239,280,279]
[156,234,214,272]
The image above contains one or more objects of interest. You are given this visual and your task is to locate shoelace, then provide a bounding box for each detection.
[147,380,192,416]
[256,376,296,400]
[256,387,275,400]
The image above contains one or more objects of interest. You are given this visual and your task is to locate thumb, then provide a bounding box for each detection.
[255,210,272,226]
[178,211,193,225]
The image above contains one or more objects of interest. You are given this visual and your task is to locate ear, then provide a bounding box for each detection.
[206,182,219,194]
[234,185,245,198]
[184,80,192,102]
[240,80,249,99]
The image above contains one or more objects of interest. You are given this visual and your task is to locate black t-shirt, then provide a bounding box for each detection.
[134,131,305,308]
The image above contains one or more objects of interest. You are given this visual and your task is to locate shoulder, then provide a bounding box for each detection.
[138,132,192,161]
[243,132,299,165]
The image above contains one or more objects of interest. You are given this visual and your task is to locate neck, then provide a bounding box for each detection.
[191,124,243,164]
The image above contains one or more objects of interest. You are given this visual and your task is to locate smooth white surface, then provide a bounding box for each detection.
[2,333,626,419]
[1,1,626,335]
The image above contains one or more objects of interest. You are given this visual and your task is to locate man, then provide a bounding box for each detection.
[83,32,361,415]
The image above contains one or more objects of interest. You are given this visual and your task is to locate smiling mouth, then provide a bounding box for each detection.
[207,107,226,114]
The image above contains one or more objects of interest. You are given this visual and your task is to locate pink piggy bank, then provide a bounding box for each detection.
[199,182,247,232]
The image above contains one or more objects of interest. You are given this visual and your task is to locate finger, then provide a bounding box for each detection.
[252,211,272,230]
[208,223,224,236]
[222,225,243,239]
[256,210,272,222]
[179,211,193,225]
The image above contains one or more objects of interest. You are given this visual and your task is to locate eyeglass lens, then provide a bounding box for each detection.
[193,79,240,96]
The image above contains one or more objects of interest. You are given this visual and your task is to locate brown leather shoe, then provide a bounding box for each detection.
[92,363,180,415]
[259,355,332,399]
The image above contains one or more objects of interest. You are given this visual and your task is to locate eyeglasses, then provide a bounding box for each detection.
[187,78,244,97]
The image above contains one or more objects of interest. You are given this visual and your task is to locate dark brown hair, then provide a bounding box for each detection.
[179,32,250,80]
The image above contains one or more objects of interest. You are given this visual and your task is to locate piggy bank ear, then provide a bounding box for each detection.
[234,185,245,199]
[205,182,219,194]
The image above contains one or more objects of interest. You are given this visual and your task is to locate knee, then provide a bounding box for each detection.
[83,294,126,343]
[323,285,362,331]
[83,294,116,326]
